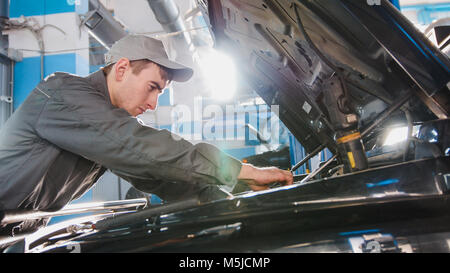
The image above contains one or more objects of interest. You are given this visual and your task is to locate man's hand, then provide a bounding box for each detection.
[237,163,294,191]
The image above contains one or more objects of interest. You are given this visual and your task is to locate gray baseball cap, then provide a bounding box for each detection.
[105,35,194,82]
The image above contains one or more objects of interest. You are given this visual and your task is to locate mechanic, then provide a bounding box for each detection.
[0,35,293,235]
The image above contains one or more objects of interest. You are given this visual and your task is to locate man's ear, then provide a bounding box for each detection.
[114,58,131,81]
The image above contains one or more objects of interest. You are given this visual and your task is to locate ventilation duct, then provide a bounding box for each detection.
[82,0,127,50]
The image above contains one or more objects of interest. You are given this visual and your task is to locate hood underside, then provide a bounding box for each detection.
[202,0,450,155]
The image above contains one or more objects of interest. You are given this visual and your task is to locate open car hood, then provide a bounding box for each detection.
[201,0,450,156]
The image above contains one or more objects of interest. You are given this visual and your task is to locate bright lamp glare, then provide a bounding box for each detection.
[200,50,236,101]
[383,126,408,146]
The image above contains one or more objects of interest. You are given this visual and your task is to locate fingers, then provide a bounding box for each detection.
[272,169,293,186]
[251,168,294,190]
[239,165,294,192]
[283,170,294,185]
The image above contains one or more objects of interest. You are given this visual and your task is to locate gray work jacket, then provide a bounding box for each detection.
[0,70,242,212]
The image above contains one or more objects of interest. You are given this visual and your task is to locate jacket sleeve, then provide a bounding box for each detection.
[34,76,242,195]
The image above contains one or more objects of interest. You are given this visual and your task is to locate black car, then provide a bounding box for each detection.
[1,0,449,253]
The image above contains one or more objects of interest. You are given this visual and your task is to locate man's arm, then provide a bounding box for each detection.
[34,75,292,195]
[34,77,241,189]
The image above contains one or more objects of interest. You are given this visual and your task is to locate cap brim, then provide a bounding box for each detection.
[151,58,194,82]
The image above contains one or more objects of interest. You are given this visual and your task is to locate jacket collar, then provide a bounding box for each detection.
[85,69,112,105]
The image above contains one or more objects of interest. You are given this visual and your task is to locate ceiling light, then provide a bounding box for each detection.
[199,49,236,101]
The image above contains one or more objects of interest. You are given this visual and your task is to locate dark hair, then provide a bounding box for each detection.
[102,59,173,82]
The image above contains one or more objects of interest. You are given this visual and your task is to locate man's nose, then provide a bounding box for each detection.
[146,94,158,110]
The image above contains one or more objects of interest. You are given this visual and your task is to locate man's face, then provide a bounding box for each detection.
[112,60,170,117]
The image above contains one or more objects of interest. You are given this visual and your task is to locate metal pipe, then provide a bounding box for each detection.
[299,154,338,184]
[0,0,11,126]
[361,92,413,137]
[84,0,127,49]
[10,61,14,116]
[148,0,183,32]
[0,198,148,225]
[147,0,193,46]
[291,144,326,173]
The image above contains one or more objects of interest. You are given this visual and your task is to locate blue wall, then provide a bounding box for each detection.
[10,0,76,17]
[13,53,79,110]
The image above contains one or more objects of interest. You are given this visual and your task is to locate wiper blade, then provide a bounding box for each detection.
[0,198,148,225]
[92,198,201,231]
